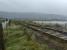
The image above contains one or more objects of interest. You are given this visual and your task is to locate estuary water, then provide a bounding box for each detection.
[33,21,67,25]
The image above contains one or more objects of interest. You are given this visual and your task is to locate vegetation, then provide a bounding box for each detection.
[4,20,55,50]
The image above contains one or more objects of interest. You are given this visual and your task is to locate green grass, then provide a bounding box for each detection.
[4,20,55,50]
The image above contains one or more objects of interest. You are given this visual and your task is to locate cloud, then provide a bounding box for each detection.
[0,0,67,16]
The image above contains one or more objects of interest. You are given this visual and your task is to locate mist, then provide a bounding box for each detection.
[0,0,67,16]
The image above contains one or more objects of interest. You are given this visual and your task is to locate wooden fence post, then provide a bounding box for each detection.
[0,23,5,50]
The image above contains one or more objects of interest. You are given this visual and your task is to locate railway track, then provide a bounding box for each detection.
[28,23,67,35]
[23,23,67,42]
[23,23,67,50]
[15,21,67,50]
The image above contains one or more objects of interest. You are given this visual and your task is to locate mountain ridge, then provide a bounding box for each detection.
[0,12,67,21]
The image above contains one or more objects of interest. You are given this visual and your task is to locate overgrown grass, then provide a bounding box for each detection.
[4,20,55,50]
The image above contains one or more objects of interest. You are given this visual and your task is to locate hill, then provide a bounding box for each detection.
[0,12,67,21]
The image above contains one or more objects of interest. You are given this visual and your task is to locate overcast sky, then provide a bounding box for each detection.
[0,0,67,16]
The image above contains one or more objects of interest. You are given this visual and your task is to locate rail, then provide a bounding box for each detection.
[28,23,67,35]
[24,24,67,42]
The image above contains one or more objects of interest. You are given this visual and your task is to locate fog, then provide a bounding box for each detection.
[0,0,67,16]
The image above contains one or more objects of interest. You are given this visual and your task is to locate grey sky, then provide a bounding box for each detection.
[0,0,67,16]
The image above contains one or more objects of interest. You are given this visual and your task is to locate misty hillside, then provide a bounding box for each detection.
[0,12,67,21]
